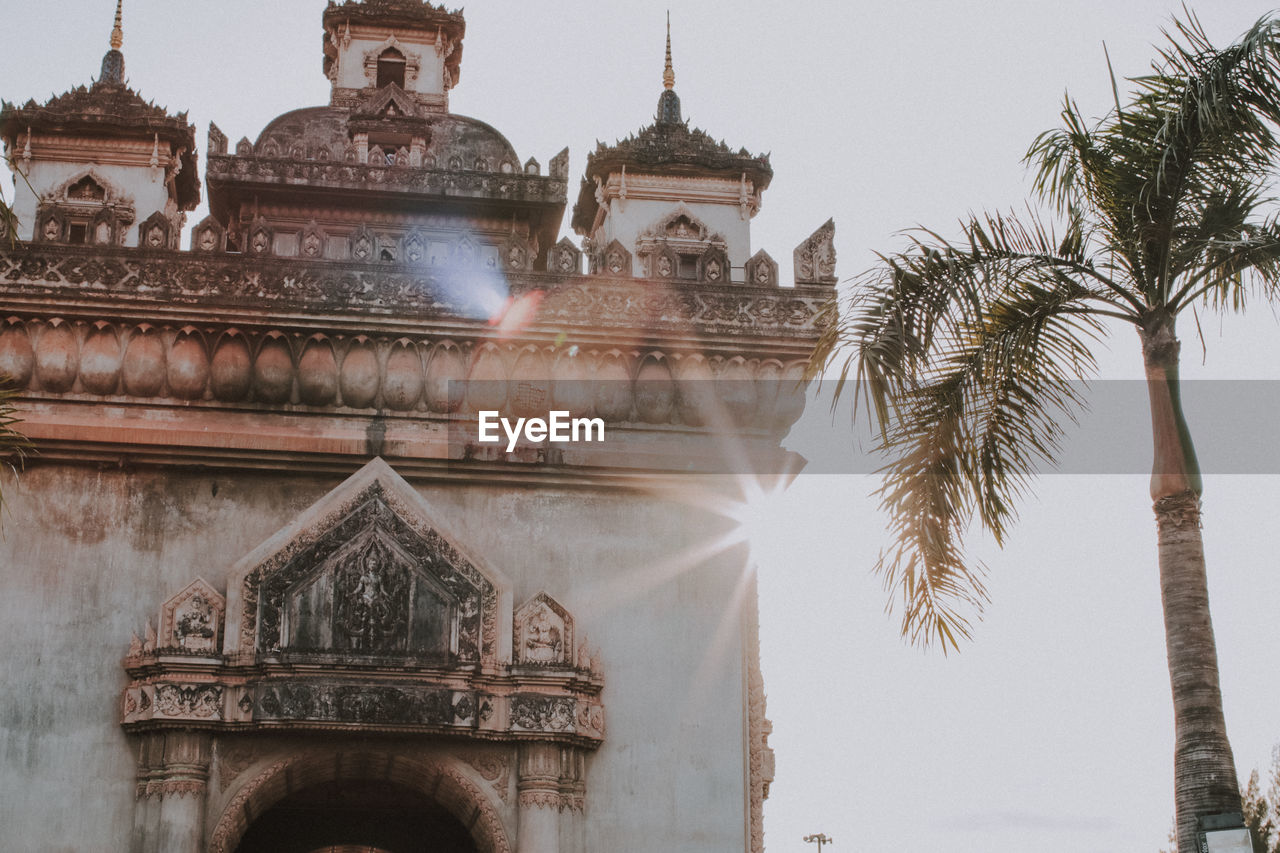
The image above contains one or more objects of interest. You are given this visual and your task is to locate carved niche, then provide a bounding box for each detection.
[402,229,427,264]
[139,211,172,250]
[191,215,227,253]
[299,221,326,259]
[793,218,837,286]
[745,248,778,287]
[698,246,730,284]
[513,592,573,666]
[159,577,225,653]
[547,236,581,275]
[247,218,273,257]
[351,225,377,261]
[501,234,534,273]
[599,239,632,277]
[35,170,135,245]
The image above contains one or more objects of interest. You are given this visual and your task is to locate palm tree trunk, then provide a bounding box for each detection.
[1142,314,1242,853]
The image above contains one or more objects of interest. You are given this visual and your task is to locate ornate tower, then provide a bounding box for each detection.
[0,1,199,248]
[202,0,565,269]
[571,19,774,282]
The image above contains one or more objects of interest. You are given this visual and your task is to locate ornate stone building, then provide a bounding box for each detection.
[0,2,835,851]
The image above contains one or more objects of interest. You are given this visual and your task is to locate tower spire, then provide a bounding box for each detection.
[100,0,126,85]
[662,11,674,91]
[656,12,681,124]
[110,0,123,51]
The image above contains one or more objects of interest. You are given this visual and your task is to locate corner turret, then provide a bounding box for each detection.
[0,0,199,248]
[571,17,773,282]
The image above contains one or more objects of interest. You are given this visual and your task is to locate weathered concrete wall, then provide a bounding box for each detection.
[0,461,748,852]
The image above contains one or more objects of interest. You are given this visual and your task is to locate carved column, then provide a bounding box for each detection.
[138,730,211,853]
[132,733,163,853]
[558,747,587,852]
[517,743,561,853]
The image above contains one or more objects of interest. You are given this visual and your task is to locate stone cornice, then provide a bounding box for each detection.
[0,243,817,481]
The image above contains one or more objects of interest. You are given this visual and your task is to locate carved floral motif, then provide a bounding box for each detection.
[154,684,222,719]
[509,695,575,732]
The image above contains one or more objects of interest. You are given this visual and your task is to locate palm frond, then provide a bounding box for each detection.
[0,382,30,522]
[817,212,1121,650]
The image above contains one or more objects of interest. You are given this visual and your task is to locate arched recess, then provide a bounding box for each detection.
[208,750,512,853]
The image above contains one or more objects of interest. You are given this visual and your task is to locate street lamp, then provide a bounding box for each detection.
[804,833,834,851]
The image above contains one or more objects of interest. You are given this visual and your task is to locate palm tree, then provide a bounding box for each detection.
[812,13,1280,852]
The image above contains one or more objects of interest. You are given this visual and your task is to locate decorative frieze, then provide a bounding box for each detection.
[0,245,826,340]
[207,154,567,203]
[0,317,811,432]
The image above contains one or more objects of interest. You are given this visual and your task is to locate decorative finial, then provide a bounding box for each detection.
[110,0,123,51]
[662,11,674,91]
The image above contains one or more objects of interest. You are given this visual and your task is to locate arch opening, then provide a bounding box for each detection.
[234,777,478,853]
[376,48,407,89]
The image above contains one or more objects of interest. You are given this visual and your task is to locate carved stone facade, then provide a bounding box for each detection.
[0,3,825,852]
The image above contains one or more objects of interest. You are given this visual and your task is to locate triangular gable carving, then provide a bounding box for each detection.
[642,203,711,243]
[514,592,574,666]
[357,83,421,120]
[50,167,128,206]
[223,458,513,666]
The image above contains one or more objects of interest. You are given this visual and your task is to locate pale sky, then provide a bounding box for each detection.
[5,1,1280,851]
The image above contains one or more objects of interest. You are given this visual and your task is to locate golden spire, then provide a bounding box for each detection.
[110,0,123,51]
[662,11,674,91]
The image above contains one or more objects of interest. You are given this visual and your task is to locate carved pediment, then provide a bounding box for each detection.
[228,459,510,666]
[120,461,602,750]
[642,204,710,243]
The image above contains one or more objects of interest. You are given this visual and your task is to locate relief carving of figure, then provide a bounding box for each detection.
[705,259,722,281]
[251,230,269,254]
[43,218,60,241]
[199,229,217,251]
[334,538,409,652]
[524,604,562,663]
[175,592,217,651]
[657,255,673,277]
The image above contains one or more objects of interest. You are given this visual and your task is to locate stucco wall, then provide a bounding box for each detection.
[0,462,749,852]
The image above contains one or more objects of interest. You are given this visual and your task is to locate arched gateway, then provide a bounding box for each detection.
[122,461,596,853]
